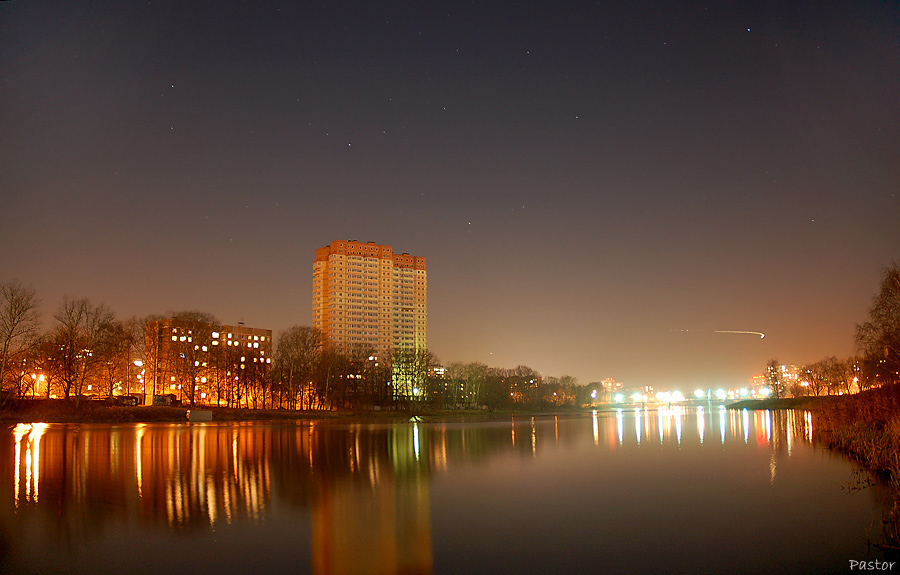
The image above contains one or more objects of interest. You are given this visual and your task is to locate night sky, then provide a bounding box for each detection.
[2,1,898,390]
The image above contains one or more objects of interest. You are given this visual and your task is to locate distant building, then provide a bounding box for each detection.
[312,240,427,356]
[145,318,272,406]
[601,377,623,394]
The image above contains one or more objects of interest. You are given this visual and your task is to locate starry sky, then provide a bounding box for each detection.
[2,1,898,390]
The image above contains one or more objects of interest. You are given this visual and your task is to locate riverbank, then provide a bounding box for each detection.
[732,386,900,547]
[0,399,599,425]
[730,388,900,475]
[728,395,837,410]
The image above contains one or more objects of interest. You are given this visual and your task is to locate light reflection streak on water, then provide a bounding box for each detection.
[634,408,641,446]
[13,423,30,507]
[644,407,651,441]
[531,417,536,457]
[697,407,705,444]
[512,417,517,447]
[616,409,624,446]
[719,406,727,444]
[658,410,665,444]
[436,426,448,472]
[135,424,145,498]
[0,408,833,544]
[787,411,794,457]
[743,409,750,444]
[31,423,46,503]
[13,423,48,506]
[674,407,682,445]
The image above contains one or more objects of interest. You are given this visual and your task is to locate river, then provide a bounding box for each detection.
[0,407,891,574]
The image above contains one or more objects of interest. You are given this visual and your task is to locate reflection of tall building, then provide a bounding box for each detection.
[312,240,427,356]
[310,422,432,575]
[312,473,432,575]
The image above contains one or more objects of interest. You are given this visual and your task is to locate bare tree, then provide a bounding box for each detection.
[49,297,115,405]
[273,326,323,410]
[800,359,830,397]
[857,264,900,386]
[0,280,41,405]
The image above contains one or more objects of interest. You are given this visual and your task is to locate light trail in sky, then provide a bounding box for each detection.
[715,330,765,339]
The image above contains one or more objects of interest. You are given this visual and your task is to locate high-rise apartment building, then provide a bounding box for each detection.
[313,240,427,355]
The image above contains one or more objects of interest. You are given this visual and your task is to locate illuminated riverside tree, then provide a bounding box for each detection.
[857,264,900,386]
[391,348,435,403]
[273,326,323,410]
[95,320,132,399]
[49,297,115,405]
[0,280,41,405]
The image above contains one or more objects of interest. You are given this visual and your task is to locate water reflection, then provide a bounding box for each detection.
[0,408,855,575]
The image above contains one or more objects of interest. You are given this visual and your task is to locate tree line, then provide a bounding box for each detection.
[0,281,585,411]
[765,264,900,398]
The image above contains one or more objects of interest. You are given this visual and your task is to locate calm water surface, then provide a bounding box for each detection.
[0,408,891,574]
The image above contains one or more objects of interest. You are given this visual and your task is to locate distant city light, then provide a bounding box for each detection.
[614,393,624,403]
[715,389,727,400]
[694,389,705,399]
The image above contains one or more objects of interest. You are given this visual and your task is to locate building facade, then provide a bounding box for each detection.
[145,318,272,406]
[312,240,427,356]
